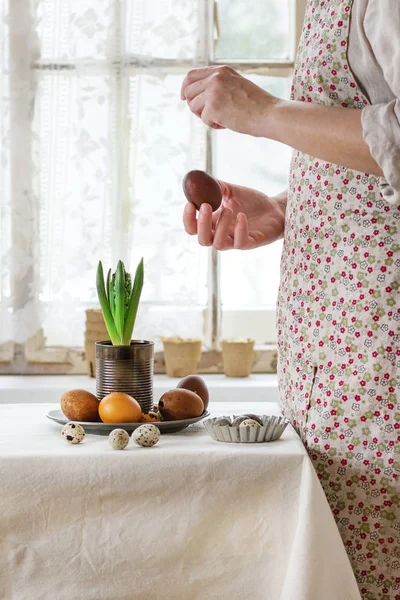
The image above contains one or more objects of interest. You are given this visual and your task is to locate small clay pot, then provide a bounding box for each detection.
[221,339,255,378]
[161,337,202,378]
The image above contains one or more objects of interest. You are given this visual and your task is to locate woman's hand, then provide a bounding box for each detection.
[181,67,383,177]
[183,181,287,250]
[181,66,279,137]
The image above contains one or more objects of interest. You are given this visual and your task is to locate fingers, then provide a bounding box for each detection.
[183,203,222,245]
[233,213,250,249]
[212,210,253,251]
[201,107,219,129]
[197,203,214,246]
[188,92,206,119]
[213,207,235,250]
[183,71,227,129]
[181,66,221,100]
[187,85,222,129]
[184,78,209,102]
[183,202,198,235]
[184,200,251,251]
[233,213,262,250]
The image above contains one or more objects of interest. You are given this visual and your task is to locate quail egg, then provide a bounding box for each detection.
[139,411,161,423]
[61,422,85,444]
[239,419,261,428]
[244,414,263,425]
[109,428,130,450]
[214,417,232,427]
[132,424,160,447]
[231,416,249,427]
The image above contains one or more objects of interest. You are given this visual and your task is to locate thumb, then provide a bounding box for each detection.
[215,179,234,204]
[211,179,236,227]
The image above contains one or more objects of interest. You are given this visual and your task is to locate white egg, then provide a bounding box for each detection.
[239,419,261,428]
[244,413,263,425]
[109,429,130,450]
[61,422,85,444]
[132,424,160,447]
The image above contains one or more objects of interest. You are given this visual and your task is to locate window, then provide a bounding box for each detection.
[0,0,306,370]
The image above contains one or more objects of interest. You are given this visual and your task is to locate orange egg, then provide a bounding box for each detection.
[99,392,142,423]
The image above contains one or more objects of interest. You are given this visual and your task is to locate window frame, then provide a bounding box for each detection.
[206,0,306,348]
[0,0,307,372]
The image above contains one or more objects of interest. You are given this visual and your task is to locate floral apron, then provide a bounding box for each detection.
[277,1,400,598]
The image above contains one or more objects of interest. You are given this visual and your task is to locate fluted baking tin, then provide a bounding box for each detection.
[96,340,154,414]
[204,414,289,443]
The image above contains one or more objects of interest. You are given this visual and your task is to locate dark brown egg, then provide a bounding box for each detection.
[158,388,204,421]
[177,375,209,410]
[182,170,222,212]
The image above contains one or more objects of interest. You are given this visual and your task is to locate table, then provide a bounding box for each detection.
[0,403,361,600]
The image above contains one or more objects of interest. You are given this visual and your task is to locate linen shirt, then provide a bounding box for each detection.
[349,0,400,204]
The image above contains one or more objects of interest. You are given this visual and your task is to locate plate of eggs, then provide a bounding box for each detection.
[46,375,210,435]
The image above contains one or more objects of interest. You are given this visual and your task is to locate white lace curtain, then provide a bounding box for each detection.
[0,0,209,348]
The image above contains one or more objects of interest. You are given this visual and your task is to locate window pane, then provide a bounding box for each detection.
[32,72,207,346]
[33,73,116,346]
[215,76,292,309]
[214,0,291,61]
[126,74,208,308]
[36,0,116,60]
[124,0,200,60]
[35,0,201,62]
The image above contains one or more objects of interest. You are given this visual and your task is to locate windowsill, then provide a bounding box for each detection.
[0,342,278,375]
[0,373,279,404]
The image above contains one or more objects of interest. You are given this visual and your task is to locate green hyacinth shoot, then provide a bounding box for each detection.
[96,259,144,346]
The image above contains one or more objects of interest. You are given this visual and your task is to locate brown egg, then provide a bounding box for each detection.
[158,388,204,421]
[177,375,209,410]
[182,170,222,212]
[60,389,100,422]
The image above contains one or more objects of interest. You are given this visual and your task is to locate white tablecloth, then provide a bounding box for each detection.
[0,403,361,600]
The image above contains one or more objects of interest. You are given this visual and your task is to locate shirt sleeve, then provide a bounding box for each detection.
[361,0,400,205]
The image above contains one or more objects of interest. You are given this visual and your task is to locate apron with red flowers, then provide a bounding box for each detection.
[277,1,400,598]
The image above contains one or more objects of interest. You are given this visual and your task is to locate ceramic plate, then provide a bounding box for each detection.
[46,408,210,435]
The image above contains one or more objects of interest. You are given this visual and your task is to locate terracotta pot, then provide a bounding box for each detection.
[85,309,109,377]
[86,309,107,324]
[161,337,202,378]
[221,339,255,377]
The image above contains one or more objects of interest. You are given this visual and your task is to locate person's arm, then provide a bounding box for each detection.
[181,66,384,177]
[267,102,383,177]
[356,0,400,204]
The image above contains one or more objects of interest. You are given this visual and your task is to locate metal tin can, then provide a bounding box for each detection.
[95,340,154,414]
